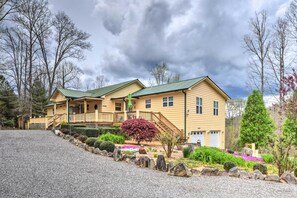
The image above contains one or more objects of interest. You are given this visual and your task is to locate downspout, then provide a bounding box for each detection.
[182,90,187,141]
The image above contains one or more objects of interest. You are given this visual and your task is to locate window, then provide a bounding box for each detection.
[145,99,151,109]
[94,104,98,110]
[163,96,174,107]
[115,103,122,111]
[87,104,89,111]
[196,97,202,114]
[213,101,219,116]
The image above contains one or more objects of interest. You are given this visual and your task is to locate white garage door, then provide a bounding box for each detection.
[209,131,220,147]
[191,131,204,146]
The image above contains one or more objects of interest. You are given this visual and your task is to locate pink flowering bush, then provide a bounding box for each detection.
[233,152,263,162]
[121,119,158,144]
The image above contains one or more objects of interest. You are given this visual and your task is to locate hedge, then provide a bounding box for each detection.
[60,124,86,131]
[98,127,122,135]
[72,127,100,137]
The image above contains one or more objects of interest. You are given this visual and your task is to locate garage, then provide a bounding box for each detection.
[209,131,220,147]
[190,131,204,146]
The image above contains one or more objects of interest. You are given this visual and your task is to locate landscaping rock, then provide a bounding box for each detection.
[94,148,100,154]
[167,162,174,171]
[69,136,74,143]
[218,171,229,177]
[107,152,113,157]
[88,146,94,153]
[54,130,61,136]
[78,143,84,148]
[64,135,71,141]
[148,159,156,170]
[168,163,192,177]
[252,170,264,180]
[138,156,150,168]
[228,167,239,177]
[156,155,167,172]
[84,145,90,151]
[201,168,219,176]
[265,175,280,182]
[101,150,108,156]
[113,147,122,161]
[242,147,253,156]
[138,148,147,154]
[280,172,297,184]
[191,169,201,176]
[239,171,249,179]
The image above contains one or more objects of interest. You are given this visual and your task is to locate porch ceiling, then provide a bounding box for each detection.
[72,97,103,102]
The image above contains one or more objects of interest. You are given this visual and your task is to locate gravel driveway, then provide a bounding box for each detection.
[1,130,297,198]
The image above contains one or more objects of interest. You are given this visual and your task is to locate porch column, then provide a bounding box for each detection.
[136,110,139,119]
[45,117,48,129]
[95,109,99,122]
[66,99,69,123]
[84,99,87,122]
[123,100,127,121]
[54,103,57,115]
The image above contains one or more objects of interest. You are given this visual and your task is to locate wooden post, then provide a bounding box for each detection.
[45,117,48,129]
[136,109,139,119]
[123,101,127,121]
[73,112,76,123]
[84,99,87,122]
[95,109,99,122]
[54,103,57,115]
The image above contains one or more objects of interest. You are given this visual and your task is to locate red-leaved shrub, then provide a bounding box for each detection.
[121,118,157,144]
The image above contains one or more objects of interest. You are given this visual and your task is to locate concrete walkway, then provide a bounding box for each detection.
[1,130,297,198]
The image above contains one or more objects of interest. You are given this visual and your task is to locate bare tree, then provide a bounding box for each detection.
[0,0,19,22]
[37,11,91,98]
[150,62,169,85]
[94,74,109,89]
[244,11,270,95]
[56,61,83,89]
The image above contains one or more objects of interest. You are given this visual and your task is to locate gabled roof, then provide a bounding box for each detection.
[132,76,205,97]
[51,79,144,100]
[132,76,231,100]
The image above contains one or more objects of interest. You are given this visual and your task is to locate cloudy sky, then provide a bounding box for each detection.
[48,0,290,99]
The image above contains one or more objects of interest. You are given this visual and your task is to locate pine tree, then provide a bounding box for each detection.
[239,90,275,148]
[32,78,48,117]
[0,75,17,127]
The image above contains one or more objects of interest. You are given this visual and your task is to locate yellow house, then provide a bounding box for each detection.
[29,76,230,148]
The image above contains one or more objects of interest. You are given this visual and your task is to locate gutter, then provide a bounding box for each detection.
[182,90,187,142]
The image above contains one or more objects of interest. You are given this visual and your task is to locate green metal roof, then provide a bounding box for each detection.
[132,76,206,97]
[56,79,143,99]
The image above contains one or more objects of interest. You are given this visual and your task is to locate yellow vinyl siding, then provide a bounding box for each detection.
[102,82,143,112]
[186,80,226,148]
[135,92,185,130]
[51,91,66,102]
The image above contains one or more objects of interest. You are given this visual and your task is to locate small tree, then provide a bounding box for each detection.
[121,119,157,144]
[239,90,275,148]
[157,132,180,158]
[32,78,48,117]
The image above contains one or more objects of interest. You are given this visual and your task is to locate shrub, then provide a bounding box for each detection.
[121,118,158,144]
[99,141,115,152]
[61,124,86,130]
[94,140,103,148]
[227,149,234,154]
[98,127,122,135]
[253,163,268,174]
[72,127,100,137]
[60,128,70,134]
[294,168,297,177]
[183,147,192,158]
[98,133,125,144]
[157,132,179,158]
[85,137,97,147]
[77,135,88,143]
[189,147,254,168]
[224,161,236,172]
[261,154,274,164]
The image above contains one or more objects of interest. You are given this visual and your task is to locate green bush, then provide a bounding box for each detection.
[261,154,274,164]
[85,137,97,146]
[72,127,100,137]
[99,141,115,152]
[253,163,268,174]
[224,161,236,172]
[183,147,192,158]
[99,127,122,135]
[227,149,234,154]
[294,168,297,177]
[94,140,103,148]
[61,124,86,130]
[98,133,125,144]
[189,147,254,168]
[77,135,88,143]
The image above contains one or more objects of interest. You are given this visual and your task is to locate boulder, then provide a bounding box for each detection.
[168,163,192,177]
[78,143,84,148]
[239,171,249,179]
[167,162,174,171]
[242,147,253,156]
[84,145,90,151]
[148,159,156,170]
[201,168,220,176]
[191,169,201,176]
[54,130,61,136]
[252,170,264,180]
[69,136,74,143]
[138,156,150,168]
[138,148,147,154]
[228,167,239,177]
[101,150,108,156]
[88,146,94,153]
[113,147,122,161]
[265,175,280,182]
[280,172,297,184]
[94,148,100,154]
[218,171,229,177]
[64,135,71,140]
[156,155,167,172]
